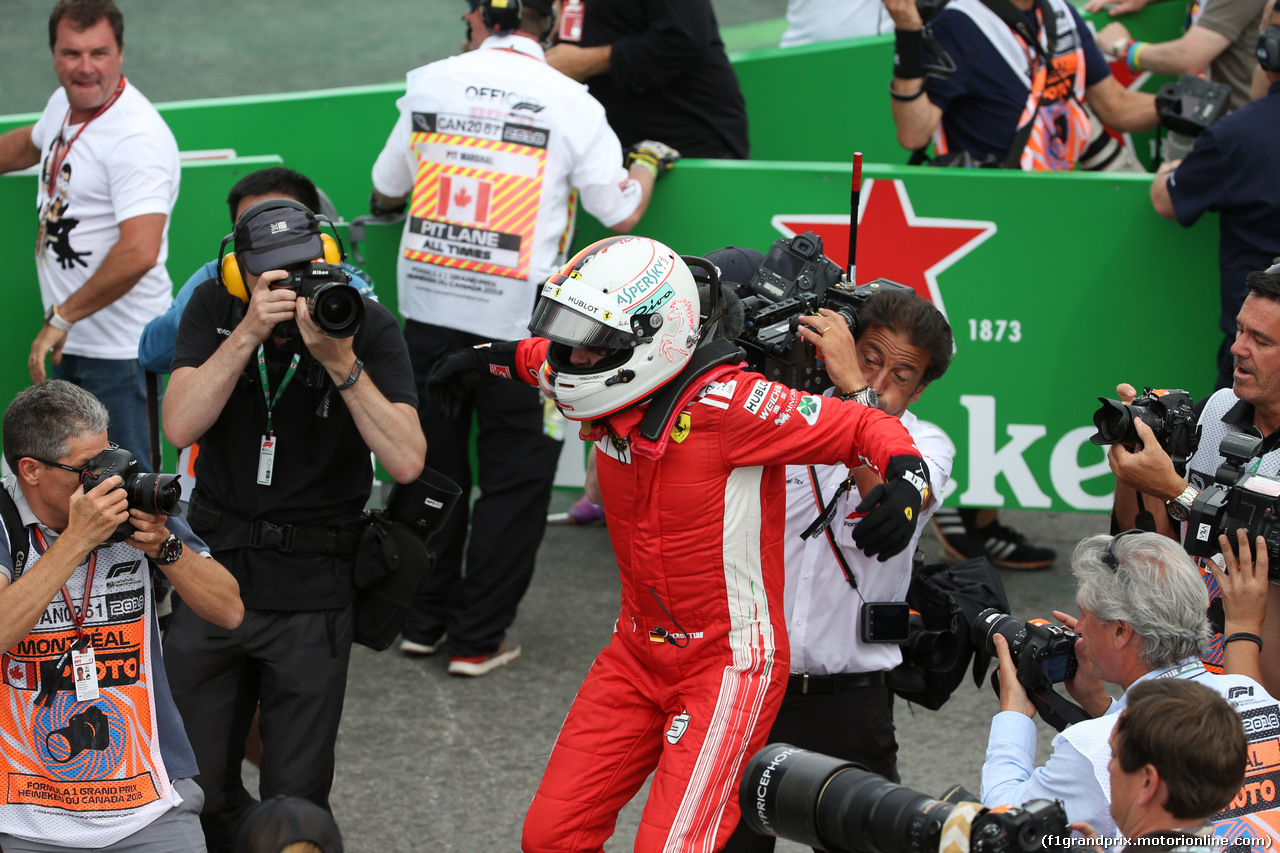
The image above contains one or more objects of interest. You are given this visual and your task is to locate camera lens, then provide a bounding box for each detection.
[126,473,182,514]
[972,608,1024,659]
[307,284,364,338]
[1090,398,1137,445]
[740,744,956,853]
[903,627,960,671]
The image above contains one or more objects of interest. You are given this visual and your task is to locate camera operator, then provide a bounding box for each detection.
[722,287,956,853]
[428,235,931,852]
[1110,269,1280,693]
[159,202,425,850]
[1072,679,1247,851]
[982,531,1279,840]
[884,0,1157,169]
[0,380,242,852]
[1150,4,1280,389]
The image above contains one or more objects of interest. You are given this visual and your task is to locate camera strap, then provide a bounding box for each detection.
[0,484,30,581]
[976,0,1088,170]
[990,659,1091,732]
[800,465,861,593]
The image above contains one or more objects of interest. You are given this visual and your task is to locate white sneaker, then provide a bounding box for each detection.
[399,634,446,656]
[447,638,521,676]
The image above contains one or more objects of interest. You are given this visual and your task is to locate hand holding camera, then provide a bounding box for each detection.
[64,474,128,554]
[242,269,302,344]
[1211,529,1269,634]
[796,308,868,396]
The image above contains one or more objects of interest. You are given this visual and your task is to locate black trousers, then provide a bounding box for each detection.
[401,320,563,657]
[163,601,353,853]
[720,680,899,853]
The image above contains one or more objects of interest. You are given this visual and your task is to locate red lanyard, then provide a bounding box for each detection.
[31,527,98,642]
[45,76,126,200]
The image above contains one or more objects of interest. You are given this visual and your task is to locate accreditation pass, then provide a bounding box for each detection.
[258,435,277,486]
[71,645,100,702]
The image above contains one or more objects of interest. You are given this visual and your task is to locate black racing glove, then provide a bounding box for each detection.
[624,140,681,180]
[851,454,931,561]
[424,341,520,420]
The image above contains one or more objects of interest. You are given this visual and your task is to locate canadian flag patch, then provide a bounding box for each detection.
[437,175,493,225]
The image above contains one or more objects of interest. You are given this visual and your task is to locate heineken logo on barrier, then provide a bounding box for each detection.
[772,179,996,318]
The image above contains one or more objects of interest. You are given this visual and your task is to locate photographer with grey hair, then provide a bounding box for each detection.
[982,530,1279,842]
[0,380,242,852]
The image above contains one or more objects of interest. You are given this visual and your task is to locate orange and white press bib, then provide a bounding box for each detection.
[0,538,177,847]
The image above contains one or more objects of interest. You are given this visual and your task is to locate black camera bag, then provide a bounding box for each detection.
[351,510,435,651]
[889,556,1010,709]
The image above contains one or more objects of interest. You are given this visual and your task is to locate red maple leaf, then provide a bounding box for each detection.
[9,663,23,680]
[774,179,995,317]
[454,187,473,208]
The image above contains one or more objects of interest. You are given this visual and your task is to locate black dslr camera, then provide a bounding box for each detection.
[1089,387,1199,469]
[734,231,914,392]
[972,609,1078,685]
[1157,75,1231,162]
[80,444,182,542]
[741,744,1068,853]
[268,261,365,339]
[1184,432,1280,579]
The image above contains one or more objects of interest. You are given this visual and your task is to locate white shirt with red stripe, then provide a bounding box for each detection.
[372,34,642,341]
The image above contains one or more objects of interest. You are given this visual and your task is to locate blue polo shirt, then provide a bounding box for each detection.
[1167,81,1280,335]
[922,0,1111,162]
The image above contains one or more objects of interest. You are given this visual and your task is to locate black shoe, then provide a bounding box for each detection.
[978,521,1056,570]
[931,507,988,562]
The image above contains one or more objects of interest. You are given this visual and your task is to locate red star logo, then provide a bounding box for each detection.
[774,179,996,318]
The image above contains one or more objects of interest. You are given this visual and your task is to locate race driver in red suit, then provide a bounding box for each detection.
[425,236,929,852]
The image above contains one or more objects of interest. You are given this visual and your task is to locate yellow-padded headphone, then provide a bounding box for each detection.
[217,199,345,303]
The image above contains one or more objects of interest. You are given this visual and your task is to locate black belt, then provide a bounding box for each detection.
[188,493,360,557]
[787,671,886,695]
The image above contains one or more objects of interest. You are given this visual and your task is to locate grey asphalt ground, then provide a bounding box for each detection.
[293,502,1107,852]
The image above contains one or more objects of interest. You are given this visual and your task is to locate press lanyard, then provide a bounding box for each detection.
[31,526,97,642]
[256,345,301,438]
[45,76,127,201]
[30,527,100,707]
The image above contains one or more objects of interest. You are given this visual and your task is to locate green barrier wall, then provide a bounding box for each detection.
[569,160,1219,511]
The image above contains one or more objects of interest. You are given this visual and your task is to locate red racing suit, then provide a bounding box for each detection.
[515,339,924,853]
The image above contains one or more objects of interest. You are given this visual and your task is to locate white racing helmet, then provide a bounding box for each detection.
[528,236,702,420]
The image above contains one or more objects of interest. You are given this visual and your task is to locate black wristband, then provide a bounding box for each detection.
[335,358,364,391]
[894,28,926,79]
[889,83,927,102]
[1224,632,1264,650]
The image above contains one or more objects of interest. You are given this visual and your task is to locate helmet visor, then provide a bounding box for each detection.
[529,299,636,354]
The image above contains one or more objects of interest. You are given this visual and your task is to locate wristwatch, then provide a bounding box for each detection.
[1109,36,1131,58]
[154,533,183,566]
[43,304,74,332]
[1166,484,1199,522]
[841,386,879,409]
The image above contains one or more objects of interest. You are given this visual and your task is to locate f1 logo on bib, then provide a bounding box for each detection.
[437,176,493,226]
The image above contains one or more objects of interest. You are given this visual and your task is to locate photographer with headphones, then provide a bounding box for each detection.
[159,201,424,851]
[1150,3,1280,390]
[371,0,674,676]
